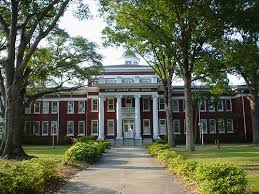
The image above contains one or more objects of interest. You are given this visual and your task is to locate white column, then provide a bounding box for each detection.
[152,95,159,139]
[135,95,141,139]
[116,95,123,139]
[97,96,105,140]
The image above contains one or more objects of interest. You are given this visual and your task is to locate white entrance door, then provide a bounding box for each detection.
[123,120,134,138]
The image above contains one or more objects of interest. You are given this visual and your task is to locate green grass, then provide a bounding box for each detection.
[174,144,259,193]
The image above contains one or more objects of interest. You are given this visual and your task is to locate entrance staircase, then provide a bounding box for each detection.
[108,138,152,147]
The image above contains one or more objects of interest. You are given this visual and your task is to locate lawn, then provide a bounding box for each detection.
[174,144,259,193]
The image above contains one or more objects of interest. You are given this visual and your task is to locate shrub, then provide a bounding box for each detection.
[77,136,97,143]
[63,142,102,166]
[97,140,111,151]
[157,149,177,165]
[146,143,171,157]
[0,159,58,194]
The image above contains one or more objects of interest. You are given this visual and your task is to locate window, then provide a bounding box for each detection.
[78,101,85,113]
[226,119,234,133]
[159,119,166,135]
[199,100,206,112]
[43,101,49,114]
[51,101,58,113]
[107,120,114,135]
[78,121,85,136]
[24,104,31,114]
[217,99,224,112]
[67,121,74,136]
[24,121,31,135]
[225,99,232,111]
[173,120,180,134]
[209,119,216,134]
[218,119,225,133]
[172,99,179,112]
[208,99,215,112]
[42,121,49,136]
[32,121,40,135]
[91,120,98,135]
[143,119,150,135]
[200,119,208,134]
[51,121,58,135]
[92,99,98,111]
[67,101,74,113]
[107,99,114,112]
[159,98,165,111]
[34,102,40,114]
[183,100,185,112]
[143,98,150,111]
[125,97,132,107]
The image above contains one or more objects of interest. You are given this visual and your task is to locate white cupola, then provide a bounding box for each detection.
[123,50,140,65]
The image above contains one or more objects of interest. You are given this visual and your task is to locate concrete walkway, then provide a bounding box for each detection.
[59,147,189,194]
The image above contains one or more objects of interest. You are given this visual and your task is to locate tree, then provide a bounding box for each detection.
[100,0,223,151]
[0,0,99,159]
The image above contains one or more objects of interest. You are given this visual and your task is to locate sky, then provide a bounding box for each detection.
[58,0,244,86]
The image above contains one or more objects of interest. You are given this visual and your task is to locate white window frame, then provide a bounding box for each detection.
[24,121,31,134]
[225,99,232,112]
[91,120,98,135]
[67,101,74,114]
[32,121,40,135]
[42,121,49,136]
[33,102,40,114]
[107,119,115,135]
[172,99,179,112]
[143,97,150,111]
[209,119,216,134]
[226,119,234,133]
[107,98,114,112]
[78,121,85,136]
[199,100,206,112]
[51,121,58,135]
[217,99,224,112]
[200,119,208,134]
[91,99,98,112]
[173,119,180,134]
[159,98,165,111]
[143,119,151,135]
[159,119,166,135]
[125,97,132,107]
[24,103,31,114]
[51,101,58,113]
[218,119,225,133]
[43,101,49,114]
[78,101,85,114]
[66,121,74,136]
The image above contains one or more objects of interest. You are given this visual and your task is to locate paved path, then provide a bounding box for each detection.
[59,147,189,194]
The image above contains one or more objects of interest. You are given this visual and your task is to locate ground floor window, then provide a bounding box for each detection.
[42,121,49,136]
[143,119,151,135]
[91,120,98,135]
[51,121,58,135]
[107,119,114,135]
[173,120,180,134]
[209,119,216,134]
[226,119,234,133]
[78,121,85,136]
[218,119,225,133]
[24,121,31,135]
[67,121,74,136]
[32,121,40,135]
[159,119,166,135]
[200,119,208,134]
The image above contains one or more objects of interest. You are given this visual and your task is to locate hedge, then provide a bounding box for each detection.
[0,159,58,194]
[146,143,247,194]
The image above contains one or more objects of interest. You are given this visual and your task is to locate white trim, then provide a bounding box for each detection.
[78,121,85,136]
[143,97,150,112]
[87,96,98,99]
[32,121,40,135]
[173,119,180,134]
[78,101,86,114]
[209,119,216,134]
[91,98,99,112]
[40,97,88,101]
[107,119,115,135]
[159,119,166,135]
[42,121,49,136]
[42,101,49,114]
[66,121,74,136]
[143,119,151,135]
[91,120,98,135]
[99,92,157,97]
[107,98,115,112]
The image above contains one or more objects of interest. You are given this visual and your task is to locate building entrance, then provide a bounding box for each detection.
[123,119,134,138]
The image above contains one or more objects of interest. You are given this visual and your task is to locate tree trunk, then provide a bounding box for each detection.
[184,78,195,152]
[0,82,28,159]
[251,94,259,144]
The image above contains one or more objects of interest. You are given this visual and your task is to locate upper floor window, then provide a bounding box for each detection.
[78,101,85,113]
[43,101,49,114]
[172,99,179,112]
[51,101,58,113]
[199,100,206,112]
[92,99,98,111]
[107,98,114,112]
[67,101,74,113]
[143,97,150,111]
[125,97,132,107]
[208,99,215,112]
[225,99,232,111]
[34,102,40,114]
[159,98,165,111]
[217,99,224,112]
